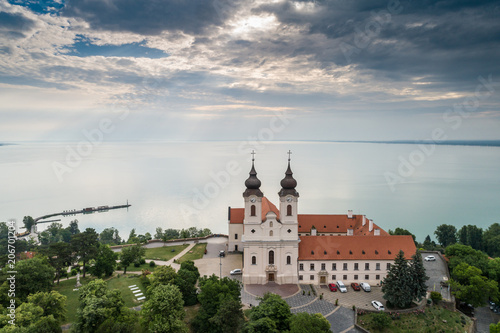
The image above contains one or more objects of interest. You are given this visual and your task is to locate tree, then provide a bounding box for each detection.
[44,242,74,284]
[73,279,138,333]
[27,291,67,324]
[434,224,457,247]
[289,312,330,333]
[488,258,500,284]
[245,293,292,332]
[193,275,242,333]
[23,216,35,232]
[389,228,417,245]
[127,228,139,244]
[141,284,188,333]
[120,245,145,274]
[154,227,163,240]
[458,225,483,251]
[449,262,499,307]
[67,219,80,235]
[163,228,180,241]
[382,250,413,308]
[209,295,244,333]
[175,260,200,306]
[0,257,55,304]
[445,243,489,273]
[409,250,429,302]
[70,228,99,278]
[484,223,500,257]
[147,265,177,294]
[89,244,118,278]
[100,227,121,245]
[490,321,500,333]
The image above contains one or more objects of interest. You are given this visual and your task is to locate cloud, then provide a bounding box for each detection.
[62,0,239,35]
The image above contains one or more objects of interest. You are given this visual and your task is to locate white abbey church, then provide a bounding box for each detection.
[228,153,416,286]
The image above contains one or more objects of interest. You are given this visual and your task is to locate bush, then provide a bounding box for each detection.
[371,312,391,330]
[140,258,146,265]
[70,268,78,276]
[117,264,122,270]
[149,261,156,268]
[134,262,141,267]
[60,270,68,279]
[430,291,442,304]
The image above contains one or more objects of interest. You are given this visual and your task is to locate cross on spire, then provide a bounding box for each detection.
[287,150,292,162]
[251,150,256,161]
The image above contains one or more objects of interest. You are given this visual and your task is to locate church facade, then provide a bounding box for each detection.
[228,154,416,286]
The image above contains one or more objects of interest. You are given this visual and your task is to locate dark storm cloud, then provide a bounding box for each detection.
[62,0,242,35]
[0,11,36,31]
[255,0,500,92]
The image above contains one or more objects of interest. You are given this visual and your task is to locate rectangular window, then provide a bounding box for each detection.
[321,263,326,270]
[376,275,380,280]
[343,275,347,280]
[354,275,358,280]
[235,233,238,240]
[332,275,336,280]
[332,263,337,270]
[365,263,370,270]
[386,263,391,270]
[310,263,315,271]
[343,263,348,271]
[376,263,381,270]
[310,275,314,280]
[354,263,359,271]
[299,263,304,271]
[365,275,369,280]
[299,275,303,281]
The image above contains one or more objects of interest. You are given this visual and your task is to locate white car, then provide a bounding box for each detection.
[230,269,242,275]
[336,280,347,293]
[371,300,385,311]
[425,255,436,261]
[360,282,371,292]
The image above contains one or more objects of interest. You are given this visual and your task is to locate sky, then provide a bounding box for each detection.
[1,0,499,142]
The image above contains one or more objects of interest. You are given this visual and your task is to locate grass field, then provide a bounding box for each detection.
[53,273,145,325]
[177,243,207,264]
[143,244,189,261]
[357,305,472,333]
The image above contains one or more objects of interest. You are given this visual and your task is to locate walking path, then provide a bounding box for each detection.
[143,243,197,271]
[242,283,362,333]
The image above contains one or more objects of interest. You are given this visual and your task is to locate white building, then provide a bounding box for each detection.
[228,154,416,286]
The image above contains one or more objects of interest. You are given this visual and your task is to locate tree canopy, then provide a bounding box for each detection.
[141,284,188,333]
[120,245,145,274]
[449,262,499,307]
[382,250,414,309]
[434,224,457,248]
[70,228,99,278]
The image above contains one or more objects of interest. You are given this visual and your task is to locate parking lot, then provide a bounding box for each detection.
[421,251,452,301]
[319,284,386,311]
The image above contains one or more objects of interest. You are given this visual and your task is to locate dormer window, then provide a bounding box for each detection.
[337,250,340,254]
[324,250,327,255]
[388,250,392,254]
[311,251,314,255]
[270,221,273,227]
[375,250,378,254]
[362,250,365,254]
[349,250,353,254]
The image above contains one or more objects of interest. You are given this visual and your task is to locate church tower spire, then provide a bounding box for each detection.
[278,150,299,197]
[243,150,264,198]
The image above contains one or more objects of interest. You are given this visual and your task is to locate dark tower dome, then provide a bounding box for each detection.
[278,151,299,197]
[243,152,264,197]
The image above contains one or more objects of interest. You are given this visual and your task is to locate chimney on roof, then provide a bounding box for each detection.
[374,229,380,236]
[228,207,231,221]
[347,210,353,218]
[362,215,366,226]
[347,229,353,236]
[369,219,373,232]
[311,226,317,236]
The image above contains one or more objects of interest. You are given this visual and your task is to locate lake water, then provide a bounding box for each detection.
[1,141,499,242]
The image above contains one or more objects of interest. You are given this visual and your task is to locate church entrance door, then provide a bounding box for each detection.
[268,273,275,282]
[320,276,326,284]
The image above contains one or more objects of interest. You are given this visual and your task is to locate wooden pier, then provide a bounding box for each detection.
[34,201,131,224]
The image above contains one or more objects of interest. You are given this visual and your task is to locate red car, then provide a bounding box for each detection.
[328,283,337,292]
[351,283,361,291]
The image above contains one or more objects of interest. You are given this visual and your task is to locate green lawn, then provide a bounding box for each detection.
[143,244,189,261]
[357,305,472,333]
[177,243,207,264]
[53,273,145,325]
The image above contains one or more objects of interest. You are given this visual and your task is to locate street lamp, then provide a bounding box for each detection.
[219,253,222,279]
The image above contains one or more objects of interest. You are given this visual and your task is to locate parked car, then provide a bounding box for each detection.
[371,300,385,311]
[219,250,225,257]
[360,282,371,292]
[230,269,242,275]
[489,301,496,310]
[424,255,436,261]
[328,283,337,292]
[336,281,347,293]
[351,282,361,291]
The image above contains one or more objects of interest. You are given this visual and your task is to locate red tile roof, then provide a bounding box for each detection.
[229,208,244,224]
[298,235,416,260]
[261,197,280,221]
[298,214,389,236]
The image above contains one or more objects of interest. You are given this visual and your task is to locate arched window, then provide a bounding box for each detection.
[270,221,273,227]
[252,256,256,265]
[269,230,273,237]
[250,205,256,216]
[287,205,292,216]
[269,250,274,265]
[286,255,291,265]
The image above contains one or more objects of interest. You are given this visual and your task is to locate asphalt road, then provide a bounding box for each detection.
[421,252,451,301]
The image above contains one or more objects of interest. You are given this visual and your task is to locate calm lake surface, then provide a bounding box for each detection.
[1,141,499,242]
